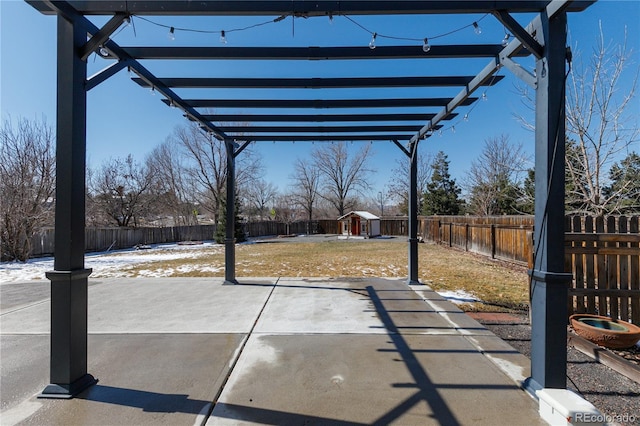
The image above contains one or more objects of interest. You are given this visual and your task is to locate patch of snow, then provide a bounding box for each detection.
[0,242,222,284]
[436,290,482,305]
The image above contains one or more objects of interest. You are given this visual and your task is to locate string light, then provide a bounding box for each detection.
[97,45,110,57]
[422,38,431,53]
[137,15,287,40]
[369,32,377,49]
[463,113,469,122]
[451,126,456,133]
[501,33,510,47]
[343,14,489,52]
[482,92,488,101]
[134,13,490,53]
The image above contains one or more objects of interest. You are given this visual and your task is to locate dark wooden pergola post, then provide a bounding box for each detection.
[526,8,573,393]
[40,12,96,398]
[224,139,238,285]
[407,141,420,285]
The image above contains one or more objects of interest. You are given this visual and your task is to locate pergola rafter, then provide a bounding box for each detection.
[26,0,595,406]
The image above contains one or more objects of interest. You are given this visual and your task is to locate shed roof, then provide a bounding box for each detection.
[338,211,380,221]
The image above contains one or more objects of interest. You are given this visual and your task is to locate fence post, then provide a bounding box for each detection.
[490,224,496,259]
[465,224,469,252]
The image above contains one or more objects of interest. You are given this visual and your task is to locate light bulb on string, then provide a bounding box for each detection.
[150,85,156,95]
[422,38,431,53]
[481,92,488,101]
[220,30,227,44]
[168,26,175,40]
[451,126,456,133]
[328,13,334,25]
[438,130,443,137]
[97,45,110,57]
[123,16,131,27]
[463,113,469,122]
[369,32,377,50]
[501,33,510,47]
[472,22,482,35]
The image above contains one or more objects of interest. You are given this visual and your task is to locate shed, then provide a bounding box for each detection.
[337,211,381,238]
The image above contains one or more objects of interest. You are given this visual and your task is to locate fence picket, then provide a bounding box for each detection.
[606,216,619,320]
[572,216,586,313]
[595,216,607,316]
[584,216,596,312]
[619,216,629,321]
[631,217,640,324]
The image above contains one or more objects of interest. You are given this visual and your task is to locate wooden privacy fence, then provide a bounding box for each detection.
[32,225,218,256]
[565,215,640,324]
[419,216,534,265]
[28,215,640,323]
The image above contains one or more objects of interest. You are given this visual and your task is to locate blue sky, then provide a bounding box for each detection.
[1,0,638,200]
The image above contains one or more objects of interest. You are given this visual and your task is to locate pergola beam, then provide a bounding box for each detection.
[175,98,477,109]
[492,10,544,59]
[28,0,595,15]
[133,76,503,89]
[197,113,457,123]
[229,134,413,142]
[79,12,128,60]
[122,45,529,60]
[218,125,425,133]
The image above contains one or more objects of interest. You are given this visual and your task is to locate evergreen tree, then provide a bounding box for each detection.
[215,193,246,244]
[603,152,640,213]
[422,151,463,215]
[518,169,535,215]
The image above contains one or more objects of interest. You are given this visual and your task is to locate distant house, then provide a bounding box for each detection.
[337,211,381,238]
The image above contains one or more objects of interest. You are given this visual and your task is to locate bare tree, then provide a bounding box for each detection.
[387,152,433,215]
[89,154,155,227]
[244,179,278,220]
[313,142,375,216]
[147,140,198,226]
[171,123,262,222]
[465,134,529,215]
[273,192,303,234]
[564,25,639,214]
[0,117,55,261]
[290,157,320,221]
[516,26,639,214]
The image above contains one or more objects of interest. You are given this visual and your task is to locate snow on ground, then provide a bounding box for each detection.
[437,290,482,304]
[2,243,479,306]
[0,242,222,284]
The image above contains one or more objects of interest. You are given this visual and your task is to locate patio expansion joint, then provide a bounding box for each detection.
[413,287,530,389]
[200,277,280,425]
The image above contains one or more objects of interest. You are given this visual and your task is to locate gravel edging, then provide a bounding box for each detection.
[476,314,640,426]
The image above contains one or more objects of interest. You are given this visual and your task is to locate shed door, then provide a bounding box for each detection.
[351,217,360,235]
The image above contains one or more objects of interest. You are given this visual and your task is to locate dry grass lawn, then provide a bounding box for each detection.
[123,238,530,312]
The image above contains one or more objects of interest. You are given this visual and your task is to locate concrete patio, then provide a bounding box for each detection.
[1,277,543,425]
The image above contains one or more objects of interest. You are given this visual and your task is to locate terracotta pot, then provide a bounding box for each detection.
[570,314,640,349]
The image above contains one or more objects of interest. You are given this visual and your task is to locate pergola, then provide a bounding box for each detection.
[27,0,594,400]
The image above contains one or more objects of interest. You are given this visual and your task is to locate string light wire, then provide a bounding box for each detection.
[124,13,490,49]
[134,14,288,37]
[343,13,489,43]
